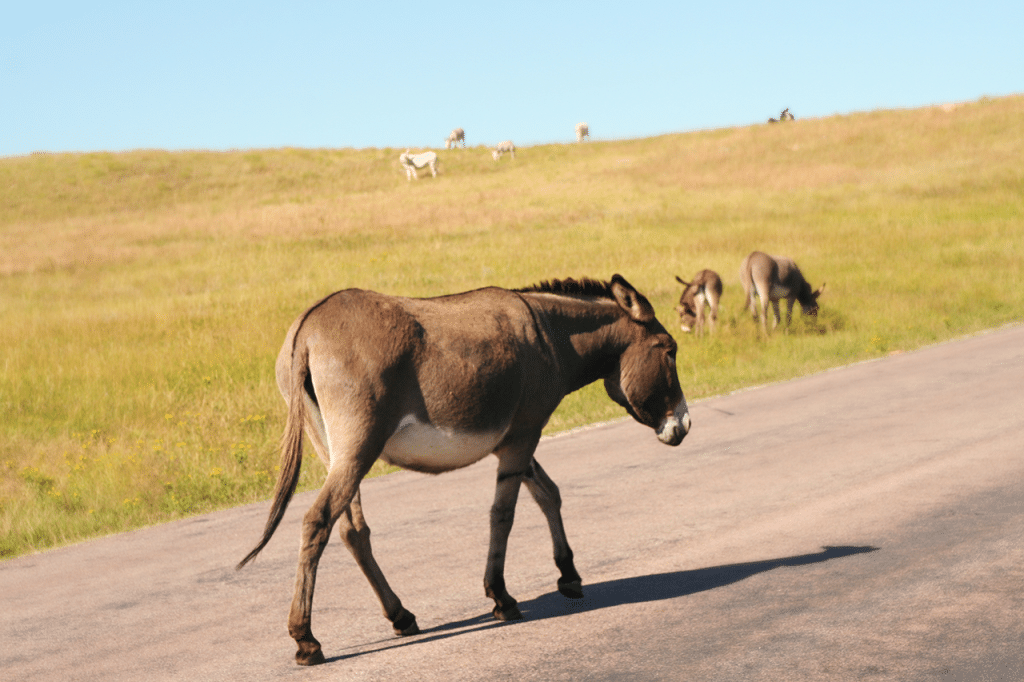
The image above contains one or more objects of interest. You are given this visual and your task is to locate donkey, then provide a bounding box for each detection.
[445,127,465,149]
[399,149,439,180]
[674,270,723,335]
[238,275,691,666]
[492,140,516,160]
[740,251,824,335]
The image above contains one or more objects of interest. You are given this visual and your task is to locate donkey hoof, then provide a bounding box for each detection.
[557,579,584,599]
[295,644,326,666]
[392,610,420,636]
[493,604,523,621]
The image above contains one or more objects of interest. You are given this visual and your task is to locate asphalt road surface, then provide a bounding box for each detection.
[3,324,1023,682]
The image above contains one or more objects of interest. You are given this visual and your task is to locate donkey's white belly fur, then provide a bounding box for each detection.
[381,415,507,471]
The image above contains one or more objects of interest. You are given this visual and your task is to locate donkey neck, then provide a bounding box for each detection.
[523,293,633,395]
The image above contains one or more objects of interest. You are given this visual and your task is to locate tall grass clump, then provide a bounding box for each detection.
[2,95,1023,558]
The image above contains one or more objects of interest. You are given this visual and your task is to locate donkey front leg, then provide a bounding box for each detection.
[484,465,525,621]
[770,299,782,331]
[338,488,419,637]
[523,459,583,599]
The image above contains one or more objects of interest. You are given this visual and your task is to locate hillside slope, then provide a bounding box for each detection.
[2,95,1022,557]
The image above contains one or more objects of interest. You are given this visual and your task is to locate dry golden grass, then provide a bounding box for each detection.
[2,95,1022,558]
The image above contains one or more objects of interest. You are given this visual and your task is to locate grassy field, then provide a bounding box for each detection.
[2,96,1022,559]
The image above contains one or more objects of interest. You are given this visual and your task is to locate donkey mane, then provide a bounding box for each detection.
[515,277,614,299]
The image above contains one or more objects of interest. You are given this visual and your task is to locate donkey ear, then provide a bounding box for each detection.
[610,274,656,322]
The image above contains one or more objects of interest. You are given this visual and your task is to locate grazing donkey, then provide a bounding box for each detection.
[491,140,516,160]
[768,108,795,123]
[399,149,439,180]
[674,270,723,335]
[740,251,824,335]
[445,127,465,149]
[238,276,691,666]
[576,122,589,142]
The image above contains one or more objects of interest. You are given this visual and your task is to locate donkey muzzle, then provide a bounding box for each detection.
[657,404,691,446]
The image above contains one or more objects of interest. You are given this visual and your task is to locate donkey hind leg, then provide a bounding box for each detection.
[696,290,712,335]
[744,282,760,322]
[754,288,771,335]
[339,488,419,636]
[750,280,769,335]
[288,463,371,666]
[485,464,525,621]
[707,289,720,334]
[523,459,583,599]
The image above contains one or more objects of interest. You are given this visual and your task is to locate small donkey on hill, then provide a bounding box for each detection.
[674,270,723,335]
[740,251,824,335]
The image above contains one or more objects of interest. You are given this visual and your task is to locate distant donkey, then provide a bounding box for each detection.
[445,128,465,149]
[491,140,516,160]
[399,149,439,180]
[740,251,824,335]
[674,270,723,335]
[576,122,589,142]
[768,108,795,123]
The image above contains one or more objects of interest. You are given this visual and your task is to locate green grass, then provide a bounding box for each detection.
[2,95,1023,559]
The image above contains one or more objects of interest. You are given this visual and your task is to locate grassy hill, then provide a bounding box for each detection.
[2,95,1022,558]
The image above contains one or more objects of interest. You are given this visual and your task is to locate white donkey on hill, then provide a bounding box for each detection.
[491,141,516,160]
[399,150,439,180]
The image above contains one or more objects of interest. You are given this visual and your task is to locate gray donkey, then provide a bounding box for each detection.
[674,270,723,335]
[238,276,691,666]
[740,251,824,334]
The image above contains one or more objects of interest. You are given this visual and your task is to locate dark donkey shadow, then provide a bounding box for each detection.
[519,544,877,621]
[327,545,877,663]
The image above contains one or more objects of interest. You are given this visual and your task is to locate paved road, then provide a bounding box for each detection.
[3,325,1023,682]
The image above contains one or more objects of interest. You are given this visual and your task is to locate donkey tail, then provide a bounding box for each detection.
[237,345,310,569]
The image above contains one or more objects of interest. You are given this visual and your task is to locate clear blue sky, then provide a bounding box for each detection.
[3,1,1021,157]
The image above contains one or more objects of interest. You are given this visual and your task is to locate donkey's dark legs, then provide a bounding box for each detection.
[523,459,583,598]
[484,467,524,621]
[338,489,419,636]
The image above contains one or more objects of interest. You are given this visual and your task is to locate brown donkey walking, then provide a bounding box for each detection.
[238,275,691,665]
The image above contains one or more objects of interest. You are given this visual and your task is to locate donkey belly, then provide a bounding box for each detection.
[381,416,507,473]
[769,282,792,301]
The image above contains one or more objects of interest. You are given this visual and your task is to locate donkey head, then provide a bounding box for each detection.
[674,275,698,333]
[675,308,698,333]
[799,281,826,316]
[603,275,691,446]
